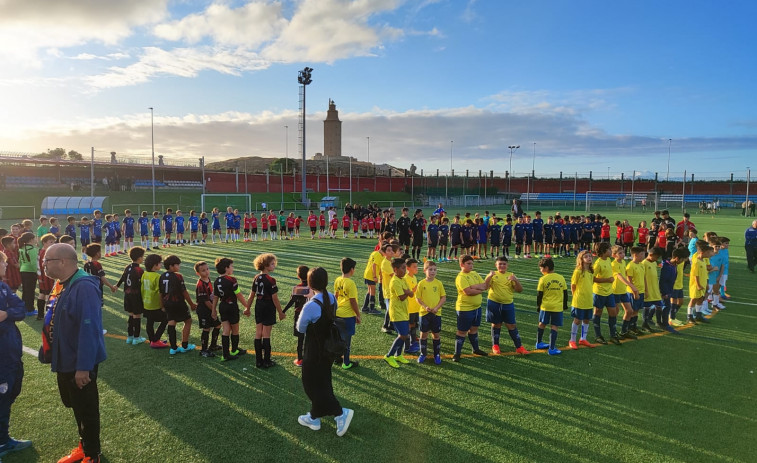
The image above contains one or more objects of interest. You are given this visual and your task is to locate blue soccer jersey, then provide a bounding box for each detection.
[139,217,149,236]
[514,223,524,241]
[502,224,513,246]
[163,214,173,232]
[189,216,199,232]
[439,224,449,241]
[523,222,533,240]
[225,212,235,228]
[200,217,209,234]
[233,214,242,230]
[123,216,135,237]
[489,223,501,245]
[176,216,185,233]
[427,223,439,245]
[92,218,103,237]
[79,224,91,241]
[212,212,221,230]
[532,218,544,238]
[65,224,76,238]
[151,218,162,236]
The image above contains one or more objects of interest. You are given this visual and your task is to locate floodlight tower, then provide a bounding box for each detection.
[298,67,313,204]
[508,145,520,194]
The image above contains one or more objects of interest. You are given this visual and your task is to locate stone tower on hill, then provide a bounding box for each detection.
[323,99,342,158]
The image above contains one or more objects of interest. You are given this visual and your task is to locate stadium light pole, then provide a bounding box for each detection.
[508,145,520,195]
[666,138,672,182]
[149,107,155,209]
[90,147,95,197]
[298,67,313,205]
[366,136,370,163]
[527,142,536,210]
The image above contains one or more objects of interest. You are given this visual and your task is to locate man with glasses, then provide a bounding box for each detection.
[42,244,106,463]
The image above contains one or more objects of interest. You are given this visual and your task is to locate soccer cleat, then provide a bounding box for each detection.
[384,355,399,368]
[578,339,595,348]
[0,437,32,457]
[361,307,370,313]
[609,334,622,345]
[342,360,359,370]
[452,353,461,362]
[641,323,658,333]
[367,309,382,315]
[548,348,562,356]
[57,442,84,463]
[169,348,181,355]
[381,327,394,334]
[82,455,102,463]
[568,340,578,350]
[184,343,196,352]
[132,337,147,345]
[263,360,277,368]
[620,331,637,340]
[535,342,550,350]
[222,355,239,362]
[670,319,685,327]
[293,359,303,366]
[209,345,222,351]
[298,413,322,431]
[232,348,246,357]
[200,350,216,358]
[472,349,489,356]
[492,345,501,355]
[664,326,681,335]
[150,340,169,349]
[434,354,442,365]
[687,316,697,325]
[126,336,134,344]
[630,327,644,336]
[417,354,427,363]
[695,313,710,324]
[593,336,608,345]
[405,342,420,354]
[395,354,410,364]
[714,303,726,310]
[335,408,354,437]
[515,346,530,355]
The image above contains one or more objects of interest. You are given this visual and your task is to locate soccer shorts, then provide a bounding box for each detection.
[165,303,191,323]
[197,306,222,329]
[92,235,102,243]
[412,236,424,247]
[571,307,593,320]
[125,232,134,239]
[337,316,357,338]
[614,293,630,304]
[502,237,512,247]
[392,320,410,336]
[123,293,144,315]
[486,300,516,325]
[80,238,90,247]
[671,289,684,299]
[243,228,250,234]
[310,226,317,233]
[592,294,616,309]
[255,300,276,326]
[319,226,325,231]
[288,228,294,234]
[144,308,167,324]
[515,237,523,245]
[630,293,645,311]
[364,278,376,286]
[105,236,117,245]
[409,312,420,326]
[152,232,161,238]
[251,228,257,234]
[218,304,240,325]
[439,237,449,246]
[343,226,350,232]
[538,310,563,327]
[643,299,662,309]
[269,226,277,232]
[165,227,173,234]
[525,236,533,246]
[428,239,438,249]
[176,228,184,235]
[456,308,482,332]
[420,313,442,333]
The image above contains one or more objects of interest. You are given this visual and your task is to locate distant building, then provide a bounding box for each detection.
[323,99,342,158]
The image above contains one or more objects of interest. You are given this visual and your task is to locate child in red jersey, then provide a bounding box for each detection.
[1,236,21,292]
[352,214,359,238]
[286,213,296,239]
[36,233,57,319]
[295,215,302,238]
[330,216,339,238]
[318,212,327,238]
[261,212,269,240]
[342,213,351,239]
[307,210,318,239]
[637,220,649,248]
[243,213,253,242]
[284,265,310,366]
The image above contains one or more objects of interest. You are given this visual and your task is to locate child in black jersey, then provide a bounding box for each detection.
[159,255,198,355]
[116,246,146,345]
[284,265,310,367]
[249,253,286,368]
[212,257,250,361]
[195,261,222,357]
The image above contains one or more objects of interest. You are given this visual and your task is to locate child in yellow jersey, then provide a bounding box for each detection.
[484,256,529,355]
[141,254,168,348]
[362,244,384,314]
[590,242,619,345]
[384,258,413,368]
[453,255,489,362]
[569,250,596,349]
[334,258,360,370]
[669,247,688,326]
[536,257,568,355]
[688,244,713,324]
[611,246,639,340]
[625,246,647,336]
[641,247,665,332]
[416,260,446,364]
[380,243,399,333]
[403,259,421,354]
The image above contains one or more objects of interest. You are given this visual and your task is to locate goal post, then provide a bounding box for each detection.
[464,195,481,207]
[0,205,37,221]
[585,191,657,213]
[200,194,252,213]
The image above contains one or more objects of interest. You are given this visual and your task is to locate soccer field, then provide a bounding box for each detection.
[6,209,757,463]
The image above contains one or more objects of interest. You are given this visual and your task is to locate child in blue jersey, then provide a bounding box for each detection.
[233,209,242,242]
[122,209,135,253]
[104,214,119,256]
[175,210,185,246]
[426,216,439,261]
[224,207,235,242]
[78,217,91,261]
[659,247,689,334]
[151,211,162,249]
[513,216,525,258]
[477,218,489,259]
[438,217,450,262]
[91,210,103,244]
[200,212,209,244]
[502,217,513,258]
[138,211,149,249]
[532,211,544,257]
[162,208,174,247]
[113,213,123,254]
[581,216,594,252]
[718,237,730,301]
[211,207,221,243]
[552,218,564,257]
[523,215,534,258]
[49,217,60,237]
[543,216,554,257]
[449,216,462,261]
[188,210,199,245]
[489,217,501,258]
[65,216,77,249]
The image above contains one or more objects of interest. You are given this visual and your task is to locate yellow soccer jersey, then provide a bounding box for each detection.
[404,273,420,314]
[416,278,445,316]
[643,259,662,301]
[141,271,162,310]
[689,258,706,297]
[487,271,516,304]
[537,272,567,312]
[592,258,613,296]
[389,275,410,322]
[674,261,685,290]
[381,258,394,299]
[363,251,382,281]
[571,269,594,309]
[611,259,628,295]
[334,276,358,318]
[626,261,646,295]
[455,271,484,312]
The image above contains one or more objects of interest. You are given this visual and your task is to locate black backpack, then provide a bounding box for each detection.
[312,296,346,359]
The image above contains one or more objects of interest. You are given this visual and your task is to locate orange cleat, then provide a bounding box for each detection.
[515,346,530,355]
[492,345,501,355]
[568,341,578,350]
[578,339,595,348]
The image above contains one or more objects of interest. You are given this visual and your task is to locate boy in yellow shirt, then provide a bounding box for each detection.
[535,257,568,355]
[361,244,383,315]
[334,258,361,370]
[141,254,168,348]
[384,258,413,368]
[453,255,489,362]
[569,251,597,349]
[688,244,713,324]
[484,256,529,355]
[611,246,639,340]
[590,242,618,345]
[641,247,664,332]
[415,261,446,364]
[625,247,647,336]
[380,243,399,333]
[403,258,421,354]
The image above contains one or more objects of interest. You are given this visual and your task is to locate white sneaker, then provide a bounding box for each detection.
[335,408,354,437]
[715,303,726,310]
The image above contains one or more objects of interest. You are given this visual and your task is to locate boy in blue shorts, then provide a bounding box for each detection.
[334,258,360,369]
[453,255,489,362]
[188,210,199,245]
[78,217,91,261]
[200,212,209,244]
[523,215,533,258]
[416,260,446,364]
[138,211,149,249]
[513,216,524,258]
[426,216,439,262]
[103,214,118,257]
[162,208,174,247]
[438,217,450,262]
[641,247,664,332]
[484,256,529,355]
[91,209,103,244]
[625,246,647,335]
[150,211,161,249]
[384,258,413,368]
[122,209,135,253]
[532,211,544,257]
[502,217,513,258]
[65,216,77,249]
[590,242,618,345]
[535,257,568,355]
[175,210,185,246]
[489,217,501,258]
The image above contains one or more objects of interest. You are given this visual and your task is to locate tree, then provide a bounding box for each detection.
[270,158,294,174]
[67,150,83,161]
[35,147,67,160]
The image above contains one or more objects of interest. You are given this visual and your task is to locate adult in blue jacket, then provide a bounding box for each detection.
[746,220,757,273]
[0,251,32,459]
[43,243,107,463]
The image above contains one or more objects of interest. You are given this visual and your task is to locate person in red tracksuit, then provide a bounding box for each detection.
[622,220,635,255]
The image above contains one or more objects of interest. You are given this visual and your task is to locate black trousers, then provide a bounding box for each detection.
[57,365,100,458]
[20,272,37,311]
[301,357,342,419]
[747,244,757,271]
[0,365,23,444]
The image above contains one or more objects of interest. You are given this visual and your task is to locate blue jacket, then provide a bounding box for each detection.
[746,227,757,247]
[659,260,676,297]
[51,269,107,373]
[0,281,26,377]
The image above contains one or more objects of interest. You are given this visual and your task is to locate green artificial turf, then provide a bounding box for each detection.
[4,207,757,463]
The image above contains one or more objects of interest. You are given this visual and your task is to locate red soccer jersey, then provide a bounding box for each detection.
[319,215,326,226]
[250,216,257,228]
[308,215,317,227]
[622,226,635,244]
[374,217,381,229]
[37,247,55,293]
[295,217,301,227]
[656,230,666,248]
[637,227,649,245]
[244,217,254,229]
[367,218,375,230]
[261,216,268,230]
[286,217,295,228]
[268,216,277,227]
[361,218,369,230]
[3,247,21,290]
[342,215,350,228]
[600,224,610,239]
[352,218,359,231]
[616,226,623,240]
[330,218,338,230]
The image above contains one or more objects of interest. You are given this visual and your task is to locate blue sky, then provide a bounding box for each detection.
[0,0,755,179]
